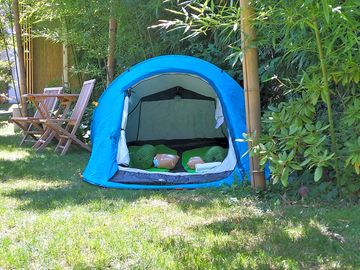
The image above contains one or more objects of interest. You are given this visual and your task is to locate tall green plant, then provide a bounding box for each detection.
[155,0,360,192]
[312,19,340,186]
[254,0,360,189]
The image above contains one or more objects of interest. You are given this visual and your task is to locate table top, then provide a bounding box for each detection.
[23,94,79,102]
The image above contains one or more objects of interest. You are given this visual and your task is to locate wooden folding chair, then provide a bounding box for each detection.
[35,79,96,155]
[9,87,63,145]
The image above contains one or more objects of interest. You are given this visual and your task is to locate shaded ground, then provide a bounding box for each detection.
[0,109,359,269]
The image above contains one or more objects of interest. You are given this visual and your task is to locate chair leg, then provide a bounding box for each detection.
[57,134,90,155]
[33,129,56,152]
[12,121,38,144]
[60,139,73,156]
[55,125,72,154]
[55,137,66,152]
[20,123,34,146]
[20,134,29,146]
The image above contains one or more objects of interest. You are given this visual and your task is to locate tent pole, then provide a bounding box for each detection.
[240,0,266,190]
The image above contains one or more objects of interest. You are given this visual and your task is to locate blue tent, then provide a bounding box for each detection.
[83,55,250,189]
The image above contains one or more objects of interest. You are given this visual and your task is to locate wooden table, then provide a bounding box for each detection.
[24,93,79,118]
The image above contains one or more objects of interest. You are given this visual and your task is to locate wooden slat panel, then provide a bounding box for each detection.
[32,38,63,93]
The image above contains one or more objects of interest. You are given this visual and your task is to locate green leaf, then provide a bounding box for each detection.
[289,163,303,170]
[281,167,289,187]
[289,124,298,135]
[272,175,279,185]
[314,166,323,182]
[288,149,296,161]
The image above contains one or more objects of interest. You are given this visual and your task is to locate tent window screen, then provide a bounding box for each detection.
[126,91,226,141]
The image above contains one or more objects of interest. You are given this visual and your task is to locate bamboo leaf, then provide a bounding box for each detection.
[322,0,330,23]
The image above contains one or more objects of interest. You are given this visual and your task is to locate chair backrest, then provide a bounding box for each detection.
[70,79,96,125]
[33,87,63,118]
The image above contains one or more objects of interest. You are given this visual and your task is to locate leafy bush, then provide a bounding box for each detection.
[245,93,333,187]
[157,0,360,196]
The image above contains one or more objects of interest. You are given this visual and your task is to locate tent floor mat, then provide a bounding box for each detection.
[128,138,228,173]
[110,169,233,186]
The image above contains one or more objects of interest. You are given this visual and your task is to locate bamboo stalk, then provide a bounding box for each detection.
[63,43,69,88]
[240,0,266,190]
[313,20,341,187]
[107,12,117,85]
[12,0,27,115]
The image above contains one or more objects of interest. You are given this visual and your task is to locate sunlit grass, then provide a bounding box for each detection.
[0,149,30,161]
[285,223,305,241]
[0,115,359,269]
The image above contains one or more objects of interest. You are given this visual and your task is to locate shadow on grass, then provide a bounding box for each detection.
[160,214,355,269]
[1,136,227,212]
[1,123,359,268]
[0,121,90,183]
[4,176,359,268]
[1,121,237,212]
[0,140,89,183]
[1,139,228,212]
[3,179,234,213]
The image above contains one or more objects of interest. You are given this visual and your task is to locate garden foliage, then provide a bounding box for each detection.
[155,0,360,195]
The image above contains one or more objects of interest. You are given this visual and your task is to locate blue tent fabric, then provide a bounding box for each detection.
[82,55,251,189]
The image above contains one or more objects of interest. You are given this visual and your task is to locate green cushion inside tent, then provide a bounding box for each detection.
[181,146,213,173]
[129,144,177,172]
[204,146,227,163]
[128,144,227,173]
[182,146,228,173]
[132,144,157,170]
[154,144,178,155]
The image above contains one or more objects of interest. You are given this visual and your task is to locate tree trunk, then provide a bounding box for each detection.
[12,0,27,115]
[240,0,266,190]
[107,12,117,85]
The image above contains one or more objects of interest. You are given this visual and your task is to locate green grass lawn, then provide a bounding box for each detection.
[0,111,359,269]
